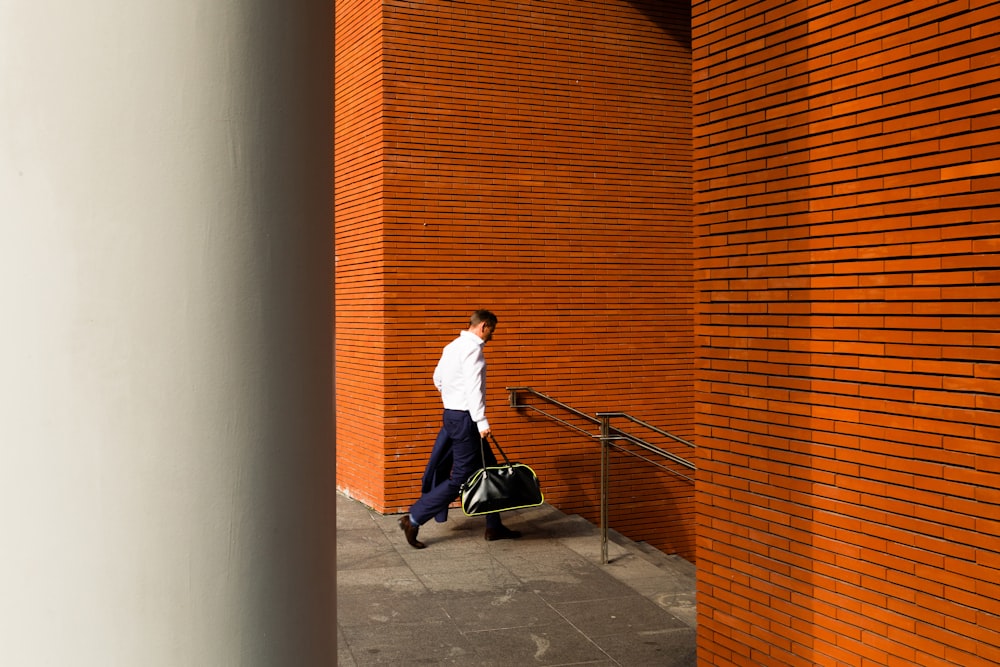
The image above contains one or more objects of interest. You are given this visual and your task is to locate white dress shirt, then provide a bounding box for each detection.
[433,329,489,432]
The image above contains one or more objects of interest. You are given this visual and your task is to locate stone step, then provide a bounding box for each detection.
[633,541,697,580]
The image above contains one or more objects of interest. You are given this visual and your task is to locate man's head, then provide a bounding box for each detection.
[468,309,498,343]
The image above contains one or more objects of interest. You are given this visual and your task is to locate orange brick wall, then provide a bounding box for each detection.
[335,0,387,509]
[693,1,1000,665]
[335,0,696,558]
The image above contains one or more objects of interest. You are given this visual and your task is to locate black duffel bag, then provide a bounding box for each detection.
[460,434,543,516]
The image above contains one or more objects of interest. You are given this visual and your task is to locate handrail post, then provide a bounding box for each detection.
[508,387,519,408]
[599,413,611,565]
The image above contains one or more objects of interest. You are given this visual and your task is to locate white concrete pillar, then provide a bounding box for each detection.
[0,1,334,664]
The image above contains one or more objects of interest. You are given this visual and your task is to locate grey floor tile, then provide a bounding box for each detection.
[591,627,698,666]
[337,590,450,628]
[337,528,406,571]
[336,494,381,530]
[337,645,359,666]
[553,595,689,638]
[488,530,590,555]
[337,565,428,594]
[417,566,523,594]
[463,623,610,666]
[339,619,476,666]
[648,590,697,627]
[437,590,564,632]
[337,623,359,665]
[491,551,595,580]
[394,535,492,567]
[527,564,639,604]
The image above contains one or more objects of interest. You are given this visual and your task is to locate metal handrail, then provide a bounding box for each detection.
[598,411,696,450]
[507,386,600,440]
[596,412,695,473]
[507,387,696,563]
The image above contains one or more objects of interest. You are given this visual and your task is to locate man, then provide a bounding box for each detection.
[399,309,522,549]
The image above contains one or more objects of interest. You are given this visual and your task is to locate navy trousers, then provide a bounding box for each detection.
[409,409,502,529]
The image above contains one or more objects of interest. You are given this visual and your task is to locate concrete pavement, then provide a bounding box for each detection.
[336,492,697,666]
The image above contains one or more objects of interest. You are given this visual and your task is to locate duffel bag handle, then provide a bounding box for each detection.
[481,433,513,467]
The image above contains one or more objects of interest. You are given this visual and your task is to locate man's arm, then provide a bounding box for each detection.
[461,346,489,436]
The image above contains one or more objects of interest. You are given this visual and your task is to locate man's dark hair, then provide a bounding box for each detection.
[469,309,498,330]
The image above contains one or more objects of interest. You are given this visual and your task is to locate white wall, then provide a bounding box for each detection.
[0,0,334,664]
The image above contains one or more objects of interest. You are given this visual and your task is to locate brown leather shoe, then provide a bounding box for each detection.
[484,526,522,541]
[399,515,426,549]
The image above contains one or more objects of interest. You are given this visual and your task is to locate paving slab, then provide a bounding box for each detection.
[336,492,697,666]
